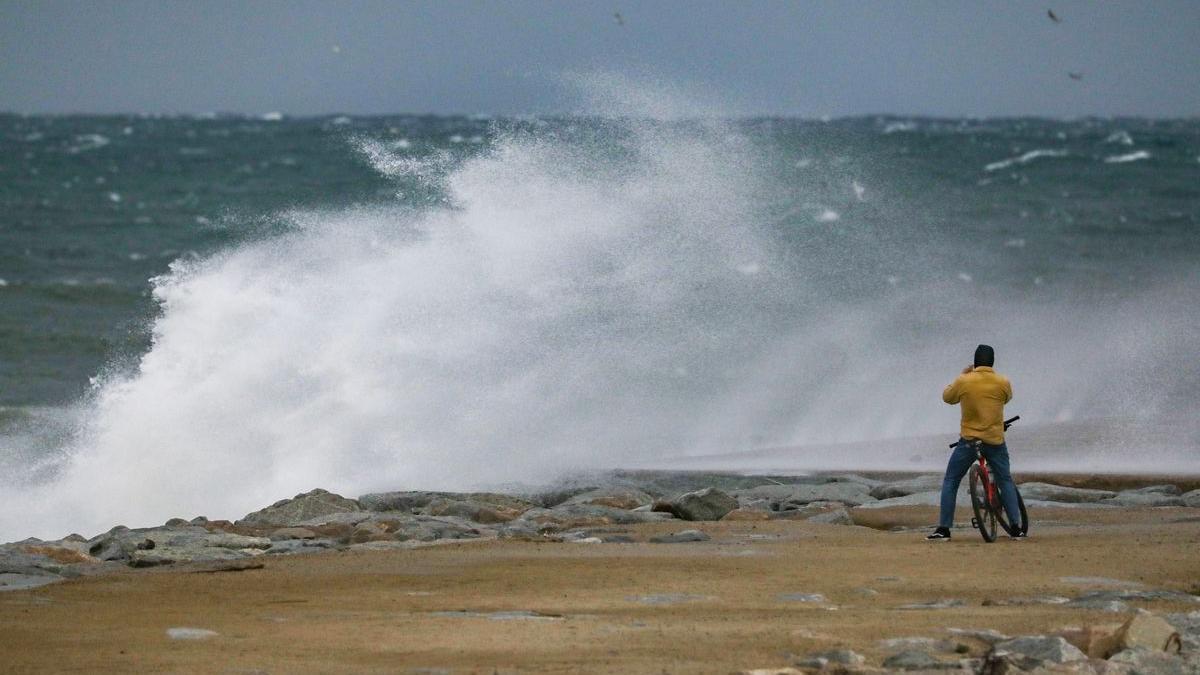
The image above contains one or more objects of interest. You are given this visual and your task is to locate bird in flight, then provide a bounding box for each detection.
[613,11,625,27]
[1047,9,1061,23]
[1068,72,1084,81]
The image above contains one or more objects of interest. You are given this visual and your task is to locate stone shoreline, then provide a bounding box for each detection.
[3,470,1199,673]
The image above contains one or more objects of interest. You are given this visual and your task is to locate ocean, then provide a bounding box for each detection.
[2,111,1198,539]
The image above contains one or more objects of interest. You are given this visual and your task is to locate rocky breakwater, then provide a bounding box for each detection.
[4,472,1199,593]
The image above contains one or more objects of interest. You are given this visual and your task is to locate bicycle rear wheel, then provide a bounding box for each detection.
[968,465,997,542]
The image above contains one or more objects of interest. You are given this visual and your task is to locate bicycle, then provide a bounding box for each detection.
[949,416,1029,542]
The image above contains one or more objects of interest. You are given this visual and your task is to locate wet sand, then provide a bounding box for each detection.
[2,505,1198,673]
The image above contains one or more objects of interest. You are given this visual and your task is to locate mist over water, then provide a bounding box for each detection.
[2,83,1199,541]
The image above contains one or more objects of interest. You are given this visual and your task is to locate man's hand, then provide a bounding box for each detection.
[961,365,974,374]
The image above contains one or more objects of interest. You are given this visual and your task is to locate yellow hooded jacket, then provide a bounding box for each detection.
[942,366,1013,445]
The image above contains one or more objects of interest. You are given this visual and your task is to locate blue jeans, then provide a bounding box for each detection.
[938,439,1021,530]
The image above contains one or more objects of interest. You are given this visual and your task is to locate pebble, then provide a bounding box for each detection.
[166,627,218,640]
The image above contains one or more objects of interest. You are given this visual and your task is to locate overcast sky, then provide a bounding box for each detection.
[1,0,1198,118]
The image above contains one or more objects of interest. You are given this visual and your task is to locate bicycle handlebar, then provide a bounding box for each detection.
[948,416,1019,448]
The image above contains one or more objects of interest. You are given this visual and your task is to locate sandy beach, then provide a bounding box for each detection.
[3,497,1198,673]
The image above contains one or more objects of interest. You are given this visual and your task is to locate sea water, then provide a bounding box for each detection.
[2,100,1198,540]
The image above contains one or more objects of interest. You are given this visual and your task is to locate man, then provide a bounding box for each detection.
[927,344,1023,541]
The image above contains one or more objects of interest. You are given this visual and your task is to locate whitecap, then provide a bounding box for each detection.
[69,134,110,153]
[815,209,840,223]
[1103,150,1150,164]
[331,116,351,126]
[392,139,411,150]
[107,192,122,203]
[1103,130,1133,146]
[736,262,761,276]
[22,132,44,142]
[957,272,973,282]
[883,121,916,134]
[449,134,465,143]
[794,158,812,169]
[1004,238,1026,248]
[852,181,866,202]
[984,149,1067,172]
[260,112,284,122]
[0,278,8,287]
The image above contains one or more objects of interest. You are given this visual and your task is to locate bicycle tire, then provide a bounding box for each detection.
[968,465,997,542]
[994,484,1030,537]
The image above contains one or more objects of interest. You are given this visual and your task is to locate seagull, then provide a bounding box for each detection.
[1068,72,1084,81]
[1047,9,1061,23]
[613,11,624,27]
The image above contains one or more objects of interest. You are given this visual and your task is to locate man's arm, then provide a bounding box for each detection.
[942,375,963,404]
[1003,378,1013,404]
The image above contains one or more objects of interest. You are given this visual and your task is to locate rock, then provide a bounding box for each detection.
[1128,485,1182,496]
[825,474,885,488]
[628,593,711,605]
[855,490,971,510]
[946,628,1011,645]
[1165,610,1200,653]
[164,518,190,527]
[897,599,966,610]
[649,529,710,544]
[513,504,673,532]
[723,508,772,521]
[1072,590,1200,605]
[90,526,271,567]
[1090,613,1183,658]
[870,475,944,500]
[779,593,828,603]
[986,636,1087,672]
[0,573,62,591]
[425,498,521,524]
[806,508,855,526]
[882,650,950,670]
[266,539,336,555]
[356,491,534,514]
[1109,492,1185,507]
[270,527,316,541]
[669,488,739,521]
[565,487,654,511]
[1016,482,1116,504]
[792,649,866,670]
[778,483,877,508]
[1182,490,1200,508]
[236,488,361,527]
[879,637,967,653]
[983,596,1071,607]
[1065,598,1132,613]
[166,627,218,640]
[1108,647,1191,674]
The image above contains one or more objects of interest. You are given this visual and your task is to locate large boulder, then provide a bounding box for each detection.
[425,498,523,524]
[565,487,654,511]
[669,488,739,521]
[778,483,876,508]
[1017,482,1116,504]
[88,526,270,566]
[870,475,943,500]
[1089,613,1183,658]
[1110,491,1186,507]
[236,488,361,527]
[1128,485,1182,496]
[985,636,1087,672]
[1182,490,1200,508]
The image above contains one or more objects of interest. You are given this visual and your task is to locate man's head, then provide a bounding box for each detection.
[974,344,995,368]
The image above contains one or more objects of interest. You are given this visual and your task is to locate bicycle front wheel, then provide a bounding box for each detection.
[996,487,1029,537]
[968,465,997,542]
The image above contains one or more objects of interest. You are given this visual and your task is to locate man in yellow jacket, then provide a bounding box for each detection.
[927,344,1023,541]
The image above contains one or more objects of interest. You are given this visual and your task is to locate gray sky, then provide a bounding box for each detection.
[2,0,1198,118]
